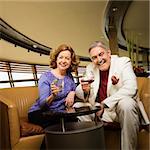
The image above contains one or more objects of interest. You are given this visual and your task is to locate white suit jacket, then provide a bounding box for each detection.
[75,55,138,109]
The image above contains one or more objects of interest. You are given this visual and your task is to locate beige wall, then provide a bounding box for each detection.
[0,0,109,65]
[0,40,49,65]
[0,1,148,70]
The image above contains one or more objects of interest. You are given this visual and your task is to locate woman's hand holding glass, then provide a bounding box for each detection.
[46,83,61,104]
[50,79,64,96]
[50,82,61,97]
[46,80,63,104]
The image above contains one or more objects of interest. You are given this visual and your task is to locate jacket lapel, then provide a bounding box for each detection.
[107,55,118,96]
[93,66,100,98]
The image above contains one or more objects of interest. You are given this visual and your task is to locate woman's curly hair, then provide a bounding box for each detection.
[49,44,80,72]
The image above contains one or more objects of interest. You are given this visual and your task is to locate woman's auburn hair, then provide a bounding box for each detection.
[49,44,80,72]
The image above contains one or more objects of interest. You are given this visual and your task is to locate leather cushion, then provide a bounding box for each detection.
[103,121,121,130]
[20,118,44,137]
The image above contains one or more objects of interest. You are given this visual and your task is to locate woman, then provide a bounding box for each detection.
[28,44,79,128]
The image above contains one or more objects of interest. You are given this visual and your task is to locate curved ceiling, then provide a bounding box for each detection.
[0,1,108,58]
[0,0,149,64]
[0,1,109,64]
[0,18,52,55]
[123,0,149,49]
[105,0,149,51]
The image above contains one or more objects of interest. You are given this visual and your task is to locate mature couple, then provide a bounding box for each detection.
[28,41,140,150]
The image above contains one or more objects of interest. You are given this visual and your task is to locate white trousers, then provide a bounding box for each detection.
[115,97,140,150]
[73,97,140,150]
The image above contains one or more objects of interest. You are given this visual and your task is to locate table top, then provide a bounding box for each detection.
[43,106,101,118]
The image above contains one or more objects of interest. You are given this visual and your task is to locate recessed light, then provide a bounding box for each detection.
[112,7,118,12]
[33,45,37,48]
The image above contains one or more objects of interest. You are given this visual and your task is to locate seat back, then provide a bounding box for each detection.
[137,77,150,97]
[137,77,150,118]
[0,86,38,118]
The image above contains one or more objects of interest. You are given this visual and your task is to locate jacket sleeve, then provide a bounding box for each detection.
[103,57,138,109]
[37,73,51,107]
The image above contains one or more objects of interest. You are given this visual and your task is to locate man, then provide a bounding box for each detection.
[74,41,140,150]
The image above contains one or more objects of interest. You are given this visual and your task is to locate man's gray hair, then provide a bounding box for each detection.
[88,41,109,52]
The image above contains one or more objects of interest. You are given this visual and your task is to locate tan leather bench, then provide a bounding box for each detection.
[0,77,149,150]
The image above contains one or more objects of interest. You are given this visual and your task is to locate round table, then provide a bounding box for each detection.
[43,106,101,132]
[44,106,105,149]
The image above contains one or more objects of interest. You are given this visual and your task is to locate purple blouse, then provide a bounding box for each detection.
[28,70,76,112]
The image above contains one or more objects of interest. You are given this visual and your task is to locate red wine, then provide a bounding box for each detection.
[81,79,94,83]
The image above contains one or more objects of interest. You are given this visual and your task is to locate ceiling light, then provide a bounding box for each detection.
[33,44,37,48]
[112,7,118,12]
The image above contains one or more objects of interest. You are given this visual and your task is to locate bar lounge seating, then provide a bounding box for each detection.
[0,77,149,150]
[0,87,44,150]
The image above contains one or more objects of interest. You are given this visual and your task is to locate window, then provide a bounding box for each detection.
[14,81,35,87]
[0,83,11,88]
[36,65,50,79]
[0,61,49,88]
[12,72,33,80]
[37,73,42,79]
[0,72,9,81]
[0,61,86,88]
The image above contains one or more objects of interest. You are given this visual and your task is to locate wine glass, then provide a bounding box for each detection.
[80,71,94,102]
[51,79,64,93]
[81,71,95,84]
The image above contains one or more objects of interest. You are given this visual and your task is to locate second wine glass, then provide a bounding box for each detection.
[81,71,95,84]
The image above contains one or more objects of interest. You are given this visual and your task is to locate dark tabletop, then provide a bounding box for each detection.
[42,106,101,118]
